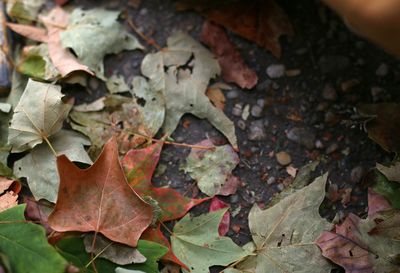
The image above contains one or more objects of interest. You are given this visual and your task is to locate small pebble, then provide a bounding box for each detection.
[232,103,243,116]
[251,105,263,118]
[226,90,240,99]
[322,84,337,101]
[230,194,239,203]
[267,176,276,185]
[276,183,284,191]
[237,119,246,130]
[276,151,292,166]
[376,63,389,77]
[286,127,315,150]
[326,143,339,154]
[89,77,99,90]
[247,120,266,141]
[315,140,324,149]
[285,69,301,77]
[350,166,365,183]
[266,64,285,79]
[256,80,272,91]
[242,104,250,120]
[257,98,265,107]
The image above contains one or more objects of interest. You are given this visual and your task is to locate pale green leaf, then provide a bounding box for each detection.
[181,139,239,196]
[60,8,143,78]
[171,209,249,273]
[0,205,67,273]
[8,79,73,153]
[141,32,237,149]
[14,130,92,202]
[6,0,45,23]
[242,174,334,273]
[115,269,146,273]
[106,74,131,94]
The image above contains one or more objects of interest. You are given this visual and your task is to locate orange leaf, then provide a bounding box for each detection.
[0,177,21,213]
[48,137,153,247]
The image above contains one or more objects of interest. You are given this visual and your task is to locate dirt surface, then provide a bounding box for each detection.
[70,0,398,250]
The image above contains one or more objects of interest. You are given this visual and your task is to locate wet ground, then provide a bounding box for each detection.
[71,0,398,247]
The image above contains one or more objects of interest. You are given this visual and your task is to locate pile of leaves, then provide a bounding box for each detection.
[0,1,399,273]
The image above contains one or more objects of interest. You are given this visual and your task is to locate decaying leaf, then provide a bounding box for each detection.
[141,32,237,149]
[56,237,167,273]
[177,0,294,58]
[14,130,92,203]
[373,166,400,209]
[0,205,67,273]
[83,233,146,265]
[317,191,400,273]
[235,174,334,273]
[0,177,21,213]
[48,137,153,247]
[106,74,131,94]
[171,209,249,273]
[377,162,400,183]
[60,8,143,78]
[70,81,164,157]
[209,197,230,236]
[0,107,12,177]
[206,86,226,110]
[6,0,46,23]
[358,103,400,153]
[181,139,240,196]
[8,79,73,153]
[23,196,53,234]
[201,21,258,89]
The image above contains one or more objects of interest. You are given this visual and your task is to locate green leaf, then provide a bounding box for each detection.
[56,237,167,273]
[6,0,46,23]
[141,32,237,149]
[0,109,12,177]
[181,139,239,196]
[8,79,73,153]
[373,170,400,209]
[377,162,400,183]
[171,209,249,273]
[60,8,143,78]
[14,130,92,202]
[0,205,67,273]
[238,174,334,273]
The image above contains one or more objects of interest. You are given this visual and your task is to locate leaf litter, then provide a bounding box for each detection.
[0,1,399,273]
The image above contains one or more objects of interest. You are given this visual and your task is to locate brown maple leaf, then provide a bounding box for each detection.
[48,137,153,247]
[178,0,293,58]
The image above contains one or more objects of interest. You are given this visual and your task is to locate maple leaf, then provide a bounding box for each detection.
[358,103,400,153]
[141,32,237,149]
[316,190,400,273]
[209,197,230,236]
[8,79,73,153]
[7,7,93,79]
[201,21,258,89]
[233,174,334,273]
[171,208,249,273]
[181,139,241,196]
[177,0,294,58]
[14,130,92,203]
[60,8,143,78]
[48,137,153,247]
[0,177,21,213]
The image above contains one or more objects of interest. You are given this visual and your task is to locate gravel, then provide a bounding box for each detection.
[286,127,316,150]
[266,64,285,79]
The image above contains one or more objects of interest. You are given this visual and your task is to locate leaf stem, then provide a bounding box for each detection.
[85,238,113,268]
[159,221,173,235]
[43,135,58,157]
[126,18,162,50]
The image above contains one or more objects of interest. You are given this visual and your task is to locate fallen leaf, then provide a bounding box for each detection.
[8,79,73,153]
[14,130,92,203]
[178,0,294,58]
[181,139,240,196]
[56,237,167,273]
[0,109,12,177]
[358,103,400,153]
[316,192,400,273]
[372,170,400,209]
[206,86,226,110]
[201,21,258,89]
[23,196,53,234]
[74,97,106,112]
[171,209,249,273]
[368,188,392,216]
[209,197,230,236]
[83,233,146,265]
[60,8,143,78]
[377,161,400,183]
[48,137,153,247]
[106,74,131,94]
[141,32,237,149]
[0,177,20,213]
[0,205,67,273]
[235,174,334,273]
[6,0,46,23]
[7,23,47,43]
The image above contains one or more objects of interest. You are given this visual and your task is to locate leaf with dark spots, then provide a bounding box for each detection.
[201,21,258,89]
[48,137,153,247]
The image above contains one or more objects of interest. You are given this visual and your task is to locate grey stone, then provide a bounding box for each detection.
[322,84,337,101]
[256,80,272,91]
[232,103,243,116]
[251,105,263,118]
[230,194,239,203]
[350,166,365,183]
[257,99,265,107]
[89,77,99,91]
[237,119,246,130]
[248,120,266,141]
[267,176,276,185]
[376,63,389,77]
[326,143,339,154]
[266,64,285,79]
[318,55,350,74]
[315,140,324,149]
[226,89,240,99]
[276,183,284,191]
[286,127,316,149]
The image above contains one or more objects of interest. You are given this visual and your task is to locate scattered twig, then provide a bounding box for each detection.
[159,220,173,235]
[126,18,162,50]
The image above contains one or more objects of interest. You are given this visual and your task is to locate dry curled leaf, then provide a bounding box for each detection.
[48,137,153,247]
[0,177,21,213]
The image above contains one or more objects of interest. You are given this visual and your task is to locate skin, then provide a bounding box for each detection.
[323,0,400,56]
